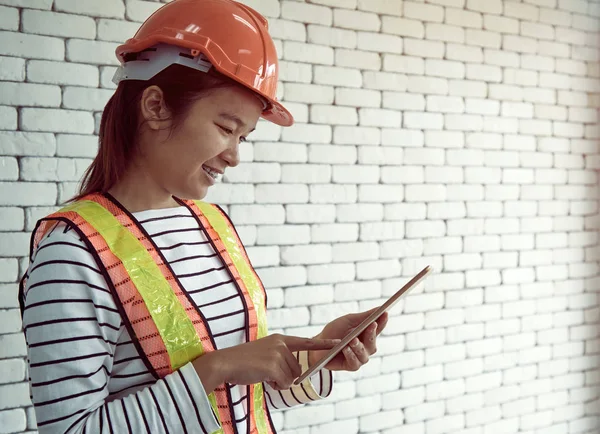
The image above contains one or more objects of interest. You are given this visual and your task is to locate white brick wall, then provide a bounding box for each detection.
[1,0,599,433]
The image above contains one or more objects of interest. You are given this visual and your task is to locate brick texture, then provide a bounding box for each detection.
[1,0,599,433]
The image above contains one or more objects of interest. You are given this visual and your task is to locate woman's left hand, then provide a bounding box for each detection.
[308,307,389,372]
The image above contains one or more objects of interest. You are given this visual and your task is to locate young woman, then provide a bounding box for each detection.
[19,1,388,433]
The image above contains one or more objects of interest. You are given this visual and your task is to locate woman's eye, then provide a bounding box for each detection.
[218,124,246,143]
[219,125,233,135]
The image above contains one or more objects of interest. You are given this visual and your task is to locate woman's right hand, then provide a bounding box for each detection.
[192,334,340,393]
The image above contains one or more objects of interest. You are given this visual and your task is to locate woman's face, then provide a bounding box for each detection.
[138,84,263,201]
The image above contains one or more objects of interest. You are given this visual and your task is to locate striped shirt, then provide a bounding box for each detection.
[21,204,333,434]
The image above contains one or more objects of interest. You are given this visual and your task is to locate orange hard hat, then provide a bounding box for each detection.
[113,0,293,126]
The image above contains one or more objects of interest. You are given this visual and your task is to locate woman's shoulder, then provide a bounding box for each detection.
[22,219,115,320]
[32,219,94,260]
[25,219,105,292]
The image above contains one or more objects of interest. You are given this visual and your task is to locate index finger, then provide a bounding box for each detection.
[281,336,341,352]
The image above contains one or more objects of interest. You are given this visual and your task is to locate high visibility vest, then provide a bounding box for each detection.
[21,193,275,434]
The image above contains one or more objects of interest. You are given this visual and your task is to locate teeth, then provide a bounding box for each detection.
[203,165,219,180]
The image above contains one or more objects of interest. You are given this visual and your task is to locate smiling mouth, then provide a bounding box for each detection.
[202,164,221,180]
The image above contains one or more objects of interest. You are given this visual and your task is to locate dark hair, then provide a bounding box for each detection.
[71,64,238,202]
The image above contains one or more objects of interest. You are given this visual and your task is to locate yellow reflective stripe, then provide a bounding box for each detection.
[253,383,269,434]
[58,200,203,371]
[195,202,268,339]
[195,202,270,433]
[207,395,224,434]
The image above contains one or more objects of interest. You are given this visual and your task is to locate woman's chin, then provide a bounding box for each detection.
[170,184,209,202]
[191,185,210,201]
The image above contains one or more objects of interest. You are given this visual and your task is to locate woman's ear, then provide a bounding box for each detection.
[140,85,171,130]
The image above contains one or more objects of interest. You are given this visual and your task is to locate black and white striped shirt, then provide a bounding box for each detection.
[21,204,332,434]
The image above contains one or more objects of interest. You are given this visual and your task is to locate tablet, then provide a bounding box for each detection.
[294,265,433,385]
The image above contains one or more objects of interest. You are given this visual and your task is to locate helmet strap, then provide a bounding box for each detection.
[112,43,212,85]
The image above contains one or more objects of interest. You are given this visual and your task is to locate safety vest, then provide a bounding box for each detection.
[21,193,275,434]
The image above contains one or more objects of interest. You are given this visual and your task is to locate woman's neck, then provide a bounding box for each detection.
[107,164,180,213]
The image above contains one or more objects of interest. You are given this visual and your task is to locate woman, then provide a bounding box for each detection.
[19,0,388,433]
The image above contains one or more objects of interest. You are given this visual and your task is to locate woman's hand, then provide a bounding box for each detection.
[308,307,389,372]
[192,334,340,393]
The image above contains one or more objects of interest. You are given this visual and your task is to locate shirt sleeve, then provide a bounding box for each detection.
[21,221,221,434]
[263,350,333,410]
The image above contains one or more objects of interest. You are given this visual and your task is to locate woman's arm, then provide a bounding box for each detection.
[22,223,221,434]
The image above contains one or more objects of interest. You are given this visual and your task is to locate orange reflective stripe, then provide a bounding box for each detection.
[84,195,216,359]
[187,201,274,434]
[32,210,173,376]
[188,201,261,340]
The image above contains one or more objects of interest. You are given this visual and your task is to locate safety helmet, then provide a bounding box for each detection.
[112,0,293,126]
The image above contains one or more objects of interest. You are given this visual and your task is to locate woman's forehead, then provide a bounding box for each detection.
[197,86,263,122]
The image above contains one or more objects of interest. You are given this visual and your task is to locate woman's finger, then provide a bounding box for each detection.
[282,347,302,380]
[362,322,378,355]
[342,346,361,371]
[272,362,294,390]
[349,338,370,364]
[282,335,341,352]
[375,312,389,336]
[343,338,368,370]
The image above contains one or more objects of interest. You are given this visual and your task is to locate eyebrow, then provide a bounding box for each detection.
[218,113,256,133]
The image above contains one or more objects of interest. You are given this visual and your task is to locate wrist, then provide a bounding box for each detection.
[308,350,316,367]
[192,351,227,394]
